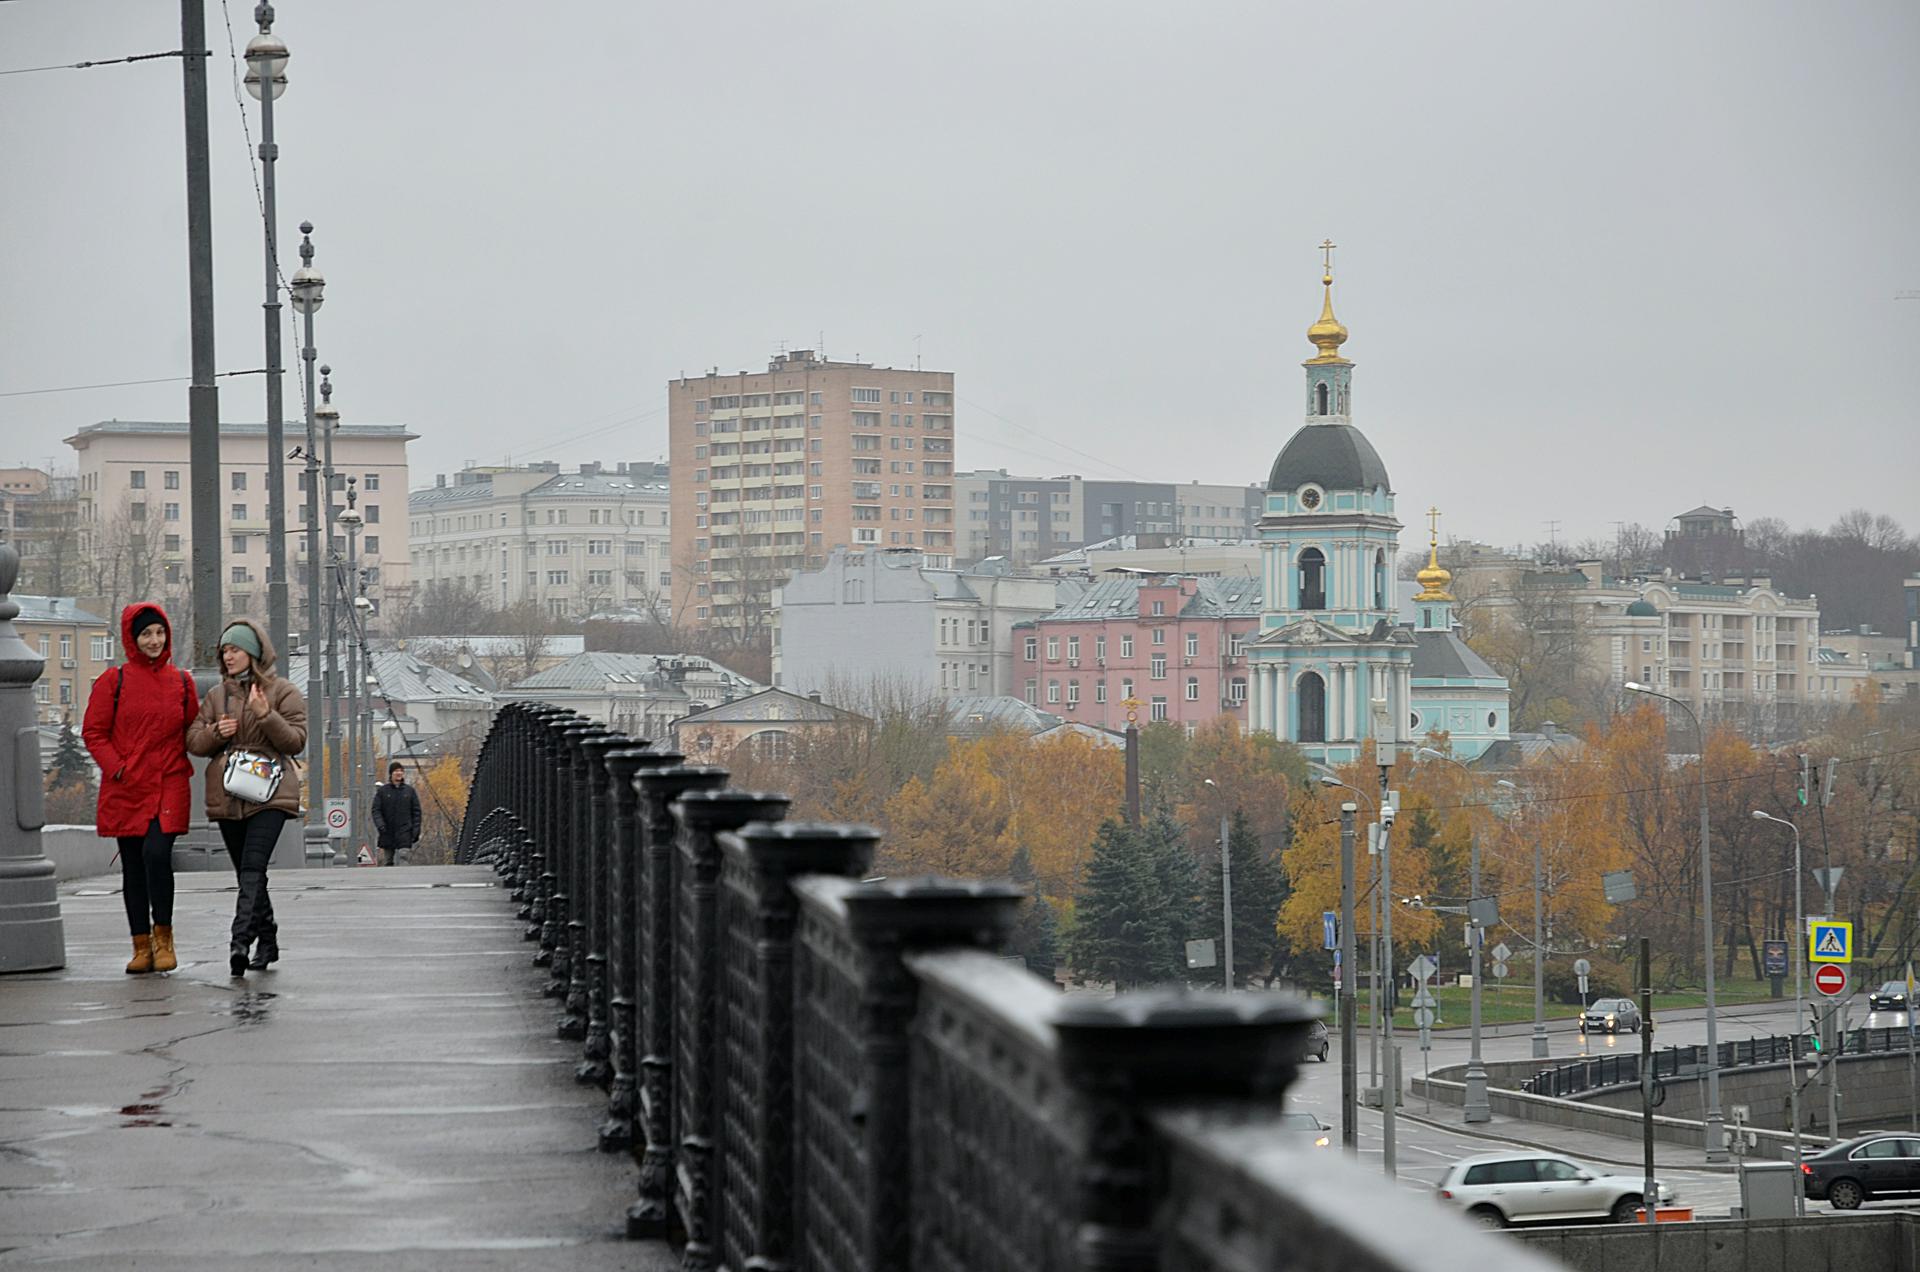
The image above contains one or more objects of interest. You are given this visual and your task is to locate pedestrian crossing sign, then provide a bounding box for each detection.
[1809,920,1852,964]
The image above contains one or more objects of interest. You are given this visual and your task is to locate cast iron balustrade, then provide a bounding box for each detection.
[455,702,1555,1272]
[1521,1025,1920,1100]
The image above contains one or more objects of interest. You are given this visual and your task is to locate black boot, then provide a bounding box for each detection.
[229,944,249,977]
[248,934,279,971]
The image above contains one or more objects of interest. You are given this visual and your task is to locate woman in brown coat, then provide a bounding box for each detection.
[186,618,306,977]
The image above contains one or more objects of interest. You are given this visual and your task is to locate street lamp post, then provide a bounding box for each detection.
[287,224,326,864]
[1416,746,1492,1122]
[243,5,291,658]
[316,371,341,808]
[1753,808,1806,1216]
[338,484,362,857]
[1320,772,1393,1176]
[1202,778,1233,990]
[1628,680,1727,1162]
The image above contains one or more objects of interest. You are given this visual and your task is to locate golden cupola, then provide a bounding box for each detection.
[1413,507,1454,602]
[1304,251,1350,366]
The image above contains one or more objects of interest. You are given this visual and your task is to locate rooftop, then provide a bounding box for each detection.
[67,419,415,443]
[9,594,108,625]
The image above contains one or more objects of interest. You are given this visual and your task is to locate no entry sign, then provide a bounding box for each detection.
[1813,963,1849,997]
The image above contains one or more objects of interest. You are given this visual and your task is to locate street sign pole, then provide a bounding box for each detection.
[1640,937,1657,1227]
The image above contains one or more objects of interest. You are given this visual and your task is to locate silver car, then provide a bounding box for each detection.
[1435,1151,1673,1227]
[1580,997,1641,1034]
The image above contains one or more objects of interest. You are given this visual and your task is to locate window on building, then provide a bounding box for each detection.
[231,503,247,521]
[1024,678,1037,705]
[130,470,146,489]
[163,470,179,490]
[364,536,378,554]
[1151,654,1167,679]
[164,502,180,521]
[1046,636,1059,660]
[1121,678,1134,701]
[232,535,247,554]
[1297,671,1327,742]
[1185,677,1199,701]
[365,505,380,523]
[1120,634,1134,658]
[1095,681,1107,704]
[1152,627,1165,645]
[1046,680,1060,704]
[1298,547,1327,610]
[1024,636,1037,661]
[231,471,247,491]
[1150,697,1169,722]
[1067,636,1080,661]
[1185,632,1199,658]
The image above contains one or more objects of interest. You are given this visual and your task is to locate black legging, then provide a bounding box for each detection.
[116,817,177,935]
[219,809,288,954]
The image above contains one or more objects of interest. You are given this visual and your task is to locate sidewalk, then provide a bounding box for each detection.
[0,866,678,1270]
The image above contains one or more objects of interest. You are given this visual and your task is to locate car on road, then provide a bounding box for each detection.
[1869,981,1910,1012]
[1303,1018,1329,1062]
[1801,1133,1920,1209]
[1435,1151,1673,1227]
[1276,1110,1332,1148]
[1579,997,1641,1034]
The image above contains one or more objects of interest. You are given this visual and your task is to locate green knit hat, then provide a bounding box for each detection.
[219,623,263,661]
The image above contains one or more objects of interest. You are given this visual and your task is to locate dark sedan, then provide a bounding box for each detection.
[1802,1133,1920,1209]
[1303,1018,1329,1062]
[1869,980,1910,1012]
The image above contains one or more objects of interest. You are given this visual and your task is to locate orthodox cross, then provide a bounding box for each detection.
[1320,238,1337,276]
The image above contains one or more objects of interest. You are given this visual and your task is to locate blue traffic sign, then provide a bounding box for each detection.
[1323,911,1339,951]
[1809,920,1853,964]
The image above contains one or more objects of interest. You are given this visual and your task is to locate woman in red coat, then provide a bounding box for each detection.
[81,603,197,974]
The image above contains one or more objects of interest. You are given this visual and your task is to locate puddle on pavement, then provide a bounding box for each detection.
[212,990,278,1025]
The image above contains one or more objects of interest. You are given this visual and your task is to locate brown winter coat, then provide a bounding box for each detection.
[185,618,308,820]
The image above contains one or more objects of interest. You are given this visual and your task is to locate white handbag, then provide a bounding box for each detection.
[223,749,284,804]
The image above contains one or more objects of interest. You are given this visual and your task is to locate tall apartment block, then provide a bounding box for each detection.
[954,470,1263,567]
[669,351,955,634]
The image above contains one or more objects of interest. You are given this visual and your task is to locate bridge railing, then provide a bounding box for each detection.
[1522,1024,1919,1099]
[457,702,1555,1272]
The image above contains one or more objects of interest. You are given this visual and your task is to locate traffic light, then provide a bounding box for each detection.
[1798,754,1812,806]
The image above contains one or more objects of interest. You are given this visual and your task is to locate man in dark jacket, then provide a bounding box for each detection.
[370,762,422,866]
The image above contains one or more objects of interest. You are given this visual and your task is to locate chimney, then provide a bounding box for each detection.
[436,474,446,488]
[580,462,600,477]
[807,690,822,704]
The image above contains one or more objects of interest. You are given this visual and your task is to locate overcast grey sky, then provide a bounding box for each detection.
[3,1,1915,552]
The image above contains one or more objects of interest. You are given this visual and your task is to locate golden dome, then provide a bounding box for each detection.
[1413,505,1454,602]
[1305,272,1350,365]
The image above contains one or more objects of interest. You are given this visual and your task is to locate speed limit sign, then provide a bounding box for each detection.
[324,798,351,839]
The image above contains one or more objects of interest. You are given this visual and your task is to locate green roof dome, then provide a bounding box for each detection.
[1625,599,1659,617]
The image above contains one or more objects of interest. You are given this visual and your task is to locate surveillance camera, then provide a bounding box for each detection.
[1380,805,1397,827]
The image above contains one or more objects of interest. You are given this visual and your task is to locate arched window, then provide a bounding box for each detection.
[1314,382,1330,415]
[1374,549,1387,610]
[1297,671,1327,743]
[1298,547,1326,611]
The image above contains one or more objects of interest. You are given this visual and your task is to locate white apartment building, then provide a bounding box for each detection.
[409,462,671,620]
[65,419,413,632]
[773,547,1083,700]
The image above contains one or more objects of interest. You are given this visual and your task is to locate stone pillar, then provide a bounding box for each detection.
[626,761,729,1239]
[1054,991,1318,1271]
[0,543,63,973]
[715,823,879,1267]
[577,732,630,1087]
[671,788,792,1270]
[597,744,667,1153]
[558,723,608,1040]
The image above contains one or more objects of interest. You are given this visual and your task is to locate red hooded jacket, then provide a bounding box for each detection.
[81,602,198,837]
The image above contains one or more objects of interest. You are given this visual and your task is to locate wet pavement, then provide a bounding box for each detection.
[0,865,677,1270]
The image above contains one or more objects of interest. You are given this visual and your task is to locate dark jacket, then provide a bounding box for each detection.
[82,601,198,837]
[371,781,422,849]
[185,618,308,820]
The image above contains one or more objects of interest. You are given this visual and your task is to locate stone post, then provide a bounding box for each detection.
[0,542,63,973]
[598,744,664,1152]
[558,722,608,1040]
[577,731,629,1086]
[670,788,792,1269]
[626,762,729,1238]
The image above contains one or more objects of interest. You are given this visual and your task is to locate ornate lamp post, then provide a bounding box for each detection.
[1627,680,1726,1162]
[242,5,291,656]
[287,224,327,862]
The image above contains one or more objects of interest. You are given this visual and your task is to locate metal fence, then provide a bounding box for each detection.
[457,702,1556,1272]
[1523,1025,1920,1099]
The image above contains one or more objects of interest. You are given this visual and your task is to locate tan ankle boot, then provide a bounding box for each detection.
[151,925,177,973]
[126,934,154,975]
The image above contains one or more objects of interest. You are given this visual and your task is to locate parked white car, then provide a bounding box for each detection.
[1435,1151,1674,1227]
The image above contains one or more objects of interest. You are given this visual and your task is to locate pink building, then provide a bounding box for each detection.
[1013,573,1262,731]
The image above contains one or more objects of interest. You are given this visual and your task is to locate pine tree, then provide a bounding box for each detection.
[49,723,91,788]
[1006,845,1060,980]
[1211,808,1286,987]
[1067,819,1162,989]
[1141,807,1207,983]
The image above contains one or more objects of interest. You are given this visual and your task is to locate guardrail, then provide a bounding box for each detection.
[456,702,1556,1272]
[1523,1025,1919,1099]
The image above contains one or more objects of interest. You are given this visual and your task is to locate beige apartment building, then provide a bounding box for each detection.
[0,466,81,595]
[65,420,413,641]
[409,461,671,619]
[1447,547,1855,727]
[14,595,115,728]
[669,351,956,634]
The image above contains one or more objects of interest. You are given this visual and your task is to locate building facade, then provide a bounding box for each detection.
[494,651,761,741]
[1013,573,1262,732]
[955,470,1262,567]
[774,547,1080,701]
[0,467,81,595]
[14,595,114,727]
[668,351,956,635]
[408,462,670,620]
[65,420,413,640]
